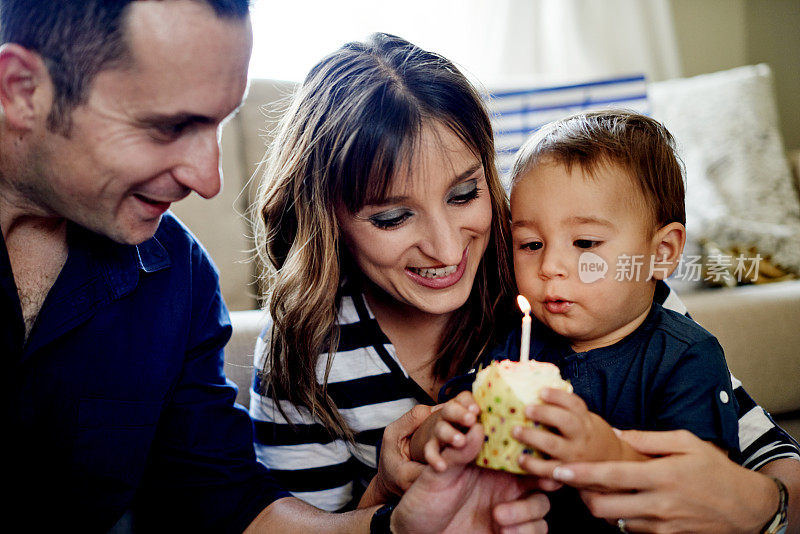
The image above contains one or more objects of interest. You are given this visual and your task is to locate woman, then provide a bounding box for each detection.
[251,32,800,532]
[251,31,516,512]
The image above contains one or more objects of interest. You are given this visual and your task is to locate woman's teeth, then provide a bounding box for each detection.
[410,265,458,278]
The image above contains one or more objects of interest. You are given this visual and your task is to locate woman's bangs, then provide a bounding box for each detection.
[339,90,420,212]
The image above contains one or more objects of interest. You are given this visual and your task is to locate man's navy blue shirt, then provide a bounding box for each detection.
[2,213,287,532]
[441,302,740,533]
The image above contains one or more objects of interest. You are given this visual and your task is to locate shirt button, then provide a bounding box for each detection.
[719,391,729,403]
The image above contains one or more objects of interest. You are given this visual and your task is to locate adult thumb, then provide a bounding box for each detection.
[386,404,434,441]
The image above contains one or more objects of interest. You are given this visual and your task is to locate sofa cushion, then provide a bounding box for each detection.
[649,64,800,274]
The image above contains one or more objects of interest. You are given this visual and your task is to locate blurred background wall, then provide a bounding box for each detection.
[670,0,799,150]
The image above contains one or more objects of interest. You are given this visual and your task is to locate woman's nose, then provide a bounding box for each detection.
[417,213,464,266]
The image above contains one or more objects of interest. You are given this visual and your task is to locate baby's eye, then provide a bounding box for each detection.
[369,209,413,229]
[447,179,480,204]
[574,239,601,249]
[520,241,543,252]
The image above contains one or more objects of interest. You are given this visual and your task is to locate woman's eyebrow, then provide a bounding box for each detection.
[449,162,483,188]
[369,162,484,207]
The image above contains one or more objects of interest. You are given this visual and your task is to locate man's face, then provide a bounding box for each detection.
[30,1,252,244]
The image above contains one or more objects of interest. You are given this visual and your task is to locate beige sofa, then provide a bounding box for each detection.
[172,78,800,442]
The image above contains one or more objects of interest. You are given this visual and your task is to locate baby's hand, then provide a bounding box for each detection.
[409,391,481,472]
[512,388,638,478]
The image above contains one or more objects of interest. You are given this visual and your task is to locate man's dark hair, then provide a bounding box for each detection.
[0,0,250,132]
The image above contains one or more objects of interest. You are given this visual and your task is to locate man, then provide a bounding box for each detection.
[1,1,550,531]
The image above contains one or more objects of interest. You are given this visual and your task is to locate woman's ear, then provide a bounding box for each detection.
[0,43,52,131]
[650,222,686,280]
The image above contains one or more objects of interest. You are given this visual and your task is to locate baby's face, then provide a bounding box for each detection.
[510,159,661,352]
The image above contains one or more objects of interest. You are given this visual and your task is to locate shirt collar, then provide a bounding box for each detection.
[68,222,172,300]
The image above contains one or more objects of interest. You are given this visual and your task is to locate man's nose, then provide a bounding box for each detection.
[173,128,222,199]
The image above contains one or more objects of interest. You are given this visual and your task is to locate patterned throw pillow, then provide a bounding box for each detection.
[649,64,800,274]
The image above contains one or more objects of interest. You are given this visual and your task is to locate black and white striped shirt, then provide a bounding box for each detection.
[250,282,799,510]
[251,290,433,511]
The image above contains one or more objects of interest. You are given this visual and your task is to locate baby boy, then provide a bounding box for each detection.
[412,110,740,532]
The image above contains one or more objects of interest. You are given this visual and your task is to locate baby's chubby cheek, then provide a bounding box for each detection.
[577,251,609,284]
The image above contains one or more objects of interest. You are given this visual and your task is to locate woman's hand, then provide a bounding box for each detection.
[393,422,555,534]
[359,404,433,508]
[409,391,481,471]
[550,429,781,533]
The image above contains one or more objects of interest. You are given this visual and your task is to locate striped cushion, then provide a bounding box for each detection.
[488,75,648,181]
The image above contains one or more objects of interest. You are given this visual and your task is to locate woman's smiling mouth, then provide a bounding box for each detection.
[408,265,458,278]
[405,247,469,289]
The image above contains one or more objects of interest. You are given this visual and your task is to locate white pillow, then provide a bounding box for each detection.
[649,64,800,274]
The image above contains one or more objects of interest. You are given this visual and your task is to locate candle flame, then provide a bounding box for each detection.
[517,294,531,315]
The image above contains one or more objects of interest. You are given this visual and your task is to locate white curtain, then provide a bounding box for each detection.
[482,0,682,86]
[249,0,682,86]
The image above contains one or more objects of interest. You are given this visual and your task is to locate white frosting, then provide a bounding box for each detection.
[475,359,570,405]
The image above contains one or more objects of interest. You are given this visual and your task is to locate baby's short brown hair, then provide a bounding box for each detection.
[511,109,686,229]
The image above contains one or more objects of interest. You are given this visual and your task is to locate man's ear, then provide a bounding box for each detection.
[650,222,686,280]
[0,43,53,131]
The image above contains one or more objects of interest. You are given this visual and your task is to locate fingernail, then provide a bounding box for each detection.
[552,467,574,481]
[612,427,622,437]
[512,426,521,438]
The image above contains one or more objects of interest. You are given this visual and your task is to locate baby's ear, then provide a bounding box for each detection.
[651,222,686,280]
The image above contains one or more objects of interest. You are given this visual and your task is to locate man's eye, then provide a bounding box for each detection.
[369,209,413,229]
[152,122,189,141]
[448,179,480,204]
[574,239,601,249]
[520,241,543,251]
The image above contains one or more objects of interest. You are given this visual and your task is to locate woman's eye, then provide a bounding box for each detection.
[520,241,543,252]
[369,209,413,229]
[574,239,601,249]
[448,179,480,204]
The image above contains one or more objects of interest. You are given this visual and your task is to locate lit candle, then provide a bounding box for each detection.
[517,295,531,362]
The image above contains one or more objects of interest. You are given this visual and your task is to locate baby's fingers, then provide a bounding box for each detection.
[434,420,468,448]
[440,392,479,427]
[513,425,569,461]
[423,439,447,472]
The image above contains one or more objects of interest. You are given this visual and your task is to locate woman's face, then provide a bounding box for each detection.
[336,122,493,318]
